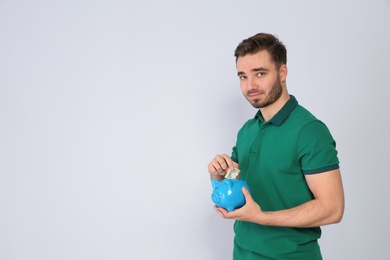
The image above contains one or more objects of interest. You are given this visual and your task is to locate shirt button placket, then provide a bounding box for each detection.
[247,122,268,180]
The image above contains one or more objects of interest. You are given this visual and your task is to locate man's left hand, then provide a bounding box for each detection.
[214,187,264,223]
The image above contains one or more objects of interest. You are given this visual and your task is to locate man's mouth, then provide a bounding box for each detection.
[247,91,263,98]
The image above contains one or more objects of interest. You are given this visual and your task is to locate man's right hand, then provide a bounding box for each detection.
[208,154,238,180]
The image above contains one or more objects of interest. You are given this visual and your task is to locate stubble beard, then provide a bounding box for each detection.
[246,79,283,109]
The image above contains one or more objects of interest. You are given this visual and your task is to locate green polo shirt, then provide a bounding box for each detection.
[231,95,339,260]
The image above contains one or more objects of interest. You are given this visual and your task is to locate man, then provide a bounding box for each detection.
[208,33,344,259]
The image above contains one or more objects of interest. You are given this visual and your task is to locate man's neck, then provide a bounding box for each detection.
[260,93,290,122]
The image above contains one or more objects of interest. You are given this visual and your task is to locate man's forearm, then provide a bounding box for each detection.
[254,198,344,228]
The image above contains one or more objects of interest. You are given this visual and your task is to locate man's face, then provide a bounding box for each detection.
[236,50,284,109]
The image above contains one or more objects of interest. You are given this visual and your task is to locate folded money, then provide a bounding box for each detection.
[225,168,240,179]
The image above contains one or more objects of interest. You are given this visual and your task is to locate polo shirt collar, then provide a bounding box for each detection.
[255,95,298,126]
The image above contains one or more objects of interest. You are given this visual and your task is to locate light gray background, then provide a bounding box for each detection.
[1,0,389,259]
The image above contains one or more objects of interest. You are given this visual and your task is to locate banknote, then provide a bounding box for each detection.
[225,168,240,179]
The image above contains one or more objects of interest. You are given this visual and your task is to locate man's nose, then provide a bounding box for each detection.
[247,77,257,91]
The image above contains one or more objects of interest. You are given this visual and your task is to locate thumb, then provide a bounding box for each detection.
[242,186,252,202]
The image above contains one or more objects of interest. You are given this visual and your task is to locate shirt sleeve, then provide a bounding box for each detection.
[297,120,340,174]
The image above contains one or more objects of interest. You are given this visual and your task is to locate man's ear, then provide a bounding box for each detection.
[279,64,288,83]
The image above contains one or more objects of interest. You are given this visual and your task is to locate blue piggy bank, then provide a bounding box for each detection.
[211,179,251,212]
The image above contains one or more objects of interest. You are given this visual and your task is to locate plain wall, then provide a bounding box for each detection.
[1,0,389,259]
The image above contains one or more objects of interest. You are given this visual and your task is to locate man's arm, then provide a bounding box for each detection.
[215,169,345,227]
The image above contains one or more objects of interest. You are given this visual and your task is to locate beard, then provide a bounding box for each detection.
[244,78,283,109]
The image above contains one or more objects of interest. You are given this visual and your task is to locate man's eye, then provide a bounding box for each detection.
[257,72,265,77]
[239,76,246,80]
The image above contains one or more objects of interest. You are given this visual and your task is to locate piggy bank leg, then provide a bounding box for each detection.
[226,206,235,212]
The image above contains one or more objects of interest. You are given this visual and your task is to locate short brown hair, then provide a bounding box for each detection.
[234,33,287,69]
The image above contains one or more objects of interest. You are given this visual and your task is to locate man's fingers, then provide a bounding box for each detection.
[216,154,234,171]
[215,155,228,171]
[214,206,228,218]
[242,187,253,203]
[208,161,226,177]
[221,154,235,170]
[208,154,235,177]
[211,155,228,174]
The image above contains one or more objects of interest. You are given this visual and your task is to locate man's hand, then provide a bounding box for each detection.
[208,154,238,180]
[214,187,263,222]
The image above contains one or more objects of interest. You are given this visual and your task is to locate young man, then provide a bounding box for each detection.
[208,33,344,260]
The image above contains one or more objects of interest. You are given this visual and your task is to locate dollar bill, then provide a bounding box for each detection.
[225,168,240,179]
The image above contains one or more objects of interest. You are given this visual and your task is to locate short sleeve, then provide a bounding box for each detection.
[297,120,339,174]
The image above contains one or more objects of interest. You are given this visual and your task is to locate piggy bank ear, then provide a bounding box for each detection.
[211,179,219,189]
[224,179,233,189]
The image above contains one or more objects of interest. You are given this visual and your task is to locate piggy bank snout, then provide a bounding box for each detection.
[211,192,220,204]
